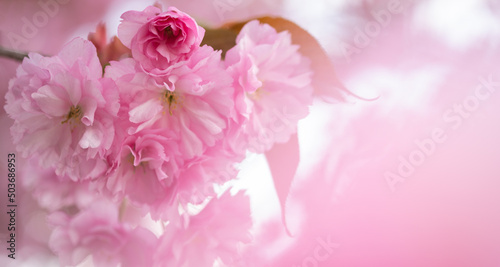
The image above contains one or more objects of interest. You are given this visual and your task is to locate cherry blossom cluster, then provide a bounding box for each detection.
[5,5,313,266]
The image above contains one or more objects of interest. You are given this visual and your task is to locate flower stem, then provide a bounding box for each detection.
[0,46,29,62]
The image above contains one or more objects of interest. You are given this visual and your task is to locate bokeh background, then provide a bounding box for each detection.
[1,0,500,266]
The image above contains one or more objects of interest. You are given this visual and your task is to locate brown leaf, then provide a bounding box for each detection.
[201,28,238,59]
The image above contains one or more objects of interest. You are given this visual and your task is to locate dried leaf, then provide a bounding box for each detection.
[201,28,237,59]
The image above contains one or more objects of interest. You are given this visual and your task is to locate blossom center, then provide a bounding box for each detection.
[165,26,174,37]
[61,105,83,125]
[161,90,180,115]
[126,153,135,165]
[246,88,264,101]
[163,25,177,42]
[126,151,147,173]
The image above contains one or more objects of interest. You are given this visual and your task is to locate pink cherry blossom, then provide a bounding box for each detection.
[104,136,242,219]
[4,37,119,180]
[175,143,244,207]
[104,125,184,219]
[118,5,205,76]
[106,45,235,160]
[225,20,314,153]
[48,199,157,267]
[154,191,253,267]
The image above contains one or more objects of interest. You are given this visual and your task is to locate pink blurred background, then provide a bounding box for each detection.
[1,0,500,266]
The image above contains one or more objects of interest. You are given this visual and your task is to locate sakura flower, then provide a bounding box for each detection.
[154,191,253,267]
[118,5,205,76]
[104,125,184,220]
[4,37,119,181]
[48,199,157,267]
[106,45,235,160]
[175,144,244,207]
[225,20,314,153]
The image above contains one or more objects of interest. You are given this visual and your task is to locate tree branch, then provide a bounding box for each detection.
[0,46,29,62]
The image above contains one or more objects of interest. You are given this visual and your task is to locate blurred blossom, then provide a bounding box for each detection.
[0,0,117,52]
[48,199,157,267]
[154,191,252,267]
[240,1,500,266]
[161,0,285,26]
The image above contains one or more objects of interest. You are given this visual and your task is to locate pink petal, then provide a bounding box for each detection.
[79,126,103,149]
[129,98,163,124]
[58,37,102,79]
[265,133,300,236]
[31,85,69,117]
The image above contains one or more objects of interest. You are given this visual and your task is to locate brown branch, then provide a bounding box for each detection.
[0,46,29,62]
